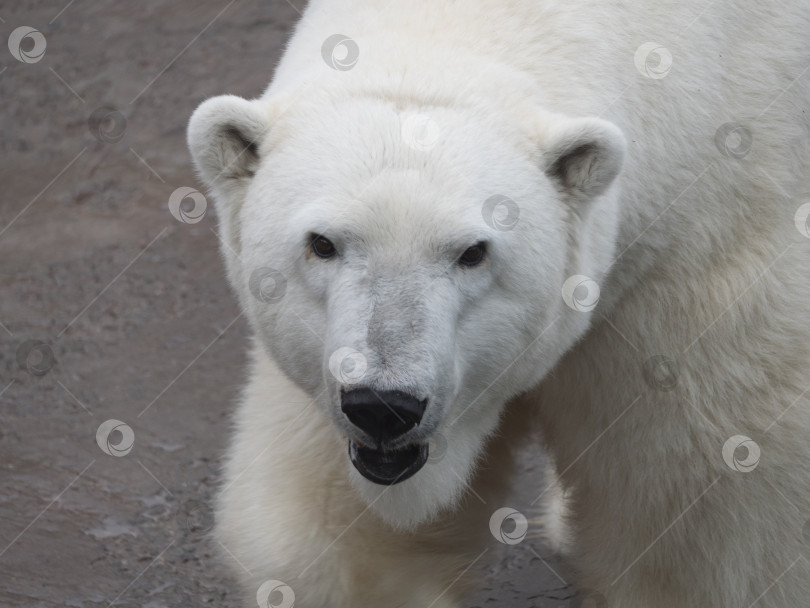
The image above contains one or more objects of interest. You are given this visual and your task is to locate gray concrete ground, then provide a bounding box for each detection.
[0,2,572,606]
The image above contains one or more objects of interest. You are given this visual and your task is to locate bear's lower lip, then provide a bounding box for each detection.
[348,440,429,485]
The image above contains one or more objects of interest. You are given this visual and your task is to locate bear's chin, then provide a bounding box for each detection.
[347,436,479,531]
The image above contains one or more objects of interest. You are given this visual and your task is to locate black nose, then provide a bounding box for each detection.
[341,388,426,445]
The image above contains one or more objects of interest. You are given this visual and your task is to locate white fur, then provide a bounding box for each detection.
[188,1,810,606]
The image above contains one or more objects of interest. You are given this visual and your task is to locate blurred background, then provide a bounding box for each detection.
[0,2,570,605]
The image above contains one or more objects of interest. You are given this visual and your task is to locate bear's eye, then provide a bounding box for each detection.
[458,243,487,267]
[311,235,337,259]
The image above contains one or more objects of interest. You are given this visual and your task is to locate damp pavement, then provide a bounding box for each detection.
[0,2,573,606]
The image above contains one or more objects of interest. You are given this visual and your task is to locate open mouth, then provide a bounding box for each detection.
[348,440,429,485]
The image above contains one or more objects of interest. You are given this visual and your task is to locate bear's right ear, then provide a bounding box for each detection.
[541,116,626,202]
[187,95,272,190]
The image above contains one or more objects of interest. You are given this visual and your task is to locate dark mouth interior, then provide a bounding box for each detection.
[348,440,429,485]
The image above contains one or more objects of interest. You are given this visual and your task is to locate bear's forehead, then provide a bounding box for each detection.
[251,96,549,252]
[264,145,510,228]
[274,95,525,176]
[308,187,488,249]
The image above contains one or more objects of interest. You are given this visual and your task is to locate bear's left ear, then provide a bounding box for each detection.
[541,117,627,200]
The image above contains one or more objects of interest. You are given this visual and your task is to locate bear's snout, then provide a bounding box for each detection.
[340,387,427,447]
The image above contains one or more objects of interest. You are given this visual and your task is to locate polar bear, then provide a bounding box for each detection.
[187,1,810,606]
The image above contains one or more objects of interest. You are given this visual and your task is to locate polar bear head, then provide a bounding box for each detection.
[188,92,625,529]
